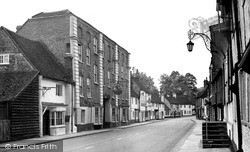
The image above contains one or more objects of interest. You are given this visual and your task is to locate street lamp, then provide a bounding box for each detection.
[186,29,225,58]
[186,40,194,52]
[186,29,211,52]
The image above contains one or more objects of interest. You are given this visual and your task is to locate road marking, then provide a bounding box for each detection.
[117,138,122,140]
[84,146,94,149]
[135,133,139,135]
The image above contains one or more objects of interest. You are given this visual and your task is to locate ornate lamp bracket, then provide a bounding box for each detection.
[188,29,211,51]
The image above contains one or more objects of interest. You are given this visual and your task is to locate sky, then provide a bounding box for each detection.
[0,0,217,89]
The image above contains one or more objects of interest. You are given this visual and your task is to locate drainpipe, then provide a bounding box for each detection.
[233,1,243,152]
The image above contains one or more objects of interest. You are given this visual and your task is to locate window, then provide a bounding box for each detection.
[93,37,97,54]
[79,76,84,96]
[121,66,124,78]
[81,110,85,123]
[95,107,99,123]
[94,65,98,83]
[107,70,111,87]
[87,78,91,98]
[112,108,116,122]
[0,54,9,65]
[86,48,91,65]
[78,44,83,62]
[77,27,83,39]
[122,108,126,121]
[108,46,111,61]
[51,111,65,126]
[56,84,63,96]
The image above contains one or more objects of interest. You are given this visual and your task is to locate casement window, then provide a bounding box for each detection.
[81,110,85,123]
[86,48,91,65]
[95,107,99,123]
[78,44,83,62]
[94,65,98,83]
[87,78,91,98]
[50,111,65,126]
[0,54,9,65]
[93,37,97,54]
[56,84,63,96]
[79,76,84,96]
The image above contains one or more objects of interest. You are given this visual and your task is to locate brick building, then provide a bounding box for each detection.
[17,10,130,131]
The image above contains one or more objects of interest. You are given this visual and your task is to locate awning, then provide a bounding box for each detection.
[42,102,68,107]
[239,43,250,74]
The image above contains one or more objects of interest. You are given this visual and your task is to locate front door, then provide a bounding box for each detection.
[43,110,50,135]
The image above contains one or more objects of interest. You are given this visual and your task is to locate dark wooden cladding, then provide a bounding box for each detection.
[0,120,10,143]
[10,75,40,141]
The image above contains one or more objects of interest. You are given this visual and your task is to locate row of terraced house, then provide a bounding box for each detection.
[0,10,168,143]
[195,1,250,152]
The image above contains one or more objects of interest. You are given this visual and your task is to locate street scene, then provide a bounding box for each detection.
[0,0,250,152]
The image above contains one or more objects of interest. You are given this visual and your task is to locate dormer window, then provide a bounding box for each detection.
[0,54,9,65]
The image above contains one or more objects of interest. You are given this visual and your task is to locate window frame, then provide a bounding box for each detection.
[87,78,92,98]
[56,84,63,96]
[0,54,9,65]
[86,47,91,65]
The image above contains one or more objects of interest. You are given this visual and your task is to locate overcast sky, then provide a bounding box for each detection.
[0,0,217,88]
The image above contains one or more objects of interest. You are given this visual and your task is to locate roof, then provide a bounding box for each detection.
[131,76,150,93]
[151,93,164,104]
[166,95,195,105]
[0,71,38,101]
[2,27,71,83]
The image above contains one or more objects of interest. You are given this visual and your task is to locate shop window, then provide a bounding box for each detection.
[51,111,65,126]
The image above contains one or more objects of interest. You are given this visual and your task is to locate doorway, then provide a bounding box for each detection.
[43,110,50,135]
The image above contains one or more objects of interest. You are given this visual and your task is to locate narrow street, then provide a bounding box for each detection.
[63,117,195,152]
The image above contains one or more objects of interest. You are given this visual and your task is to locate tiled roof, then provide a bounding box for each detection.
[32,9,71,18]
[3,27,71,83]
[0,71,38,101]
[166,95,195,105]
[151,93,163,104]
[131,76,150,93]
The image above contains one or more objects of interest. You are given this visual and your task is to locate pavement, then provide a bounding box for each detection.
[176,118,232,152]
[0,117,233,152]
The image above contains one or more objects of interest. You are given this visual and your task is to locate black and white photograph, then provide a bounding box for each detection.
[0,0,249,152]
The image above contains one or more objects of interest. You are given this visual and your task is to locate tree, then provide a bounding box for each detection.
[131,67,157,92]
[160,71,198,97]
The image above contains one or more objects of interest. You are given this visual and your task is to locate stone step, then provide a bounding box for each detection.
[203,143,230,148]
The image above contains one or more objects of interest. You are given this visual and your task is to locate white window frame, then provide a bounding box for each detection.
[87,78,91,98]
[86,48,91,65]
[0,54,9,65]
[50,111,65,126]
[56,84,63,96]
[95,107,99,124]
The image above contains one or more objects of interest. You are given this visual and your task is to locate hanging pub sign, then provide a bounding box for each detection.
[113,84,122,95]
